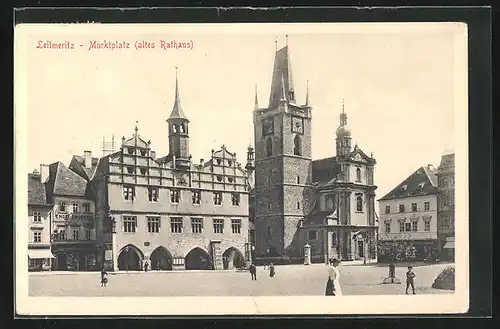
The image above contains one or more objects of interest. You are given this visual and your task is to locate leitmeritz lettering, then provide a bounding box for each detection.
[36,40,75,50]
[159,40,194,50]
[88,40,131,51]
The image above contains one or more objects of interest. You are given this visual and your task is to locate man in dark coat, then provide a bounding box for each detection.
[249,263,257,281]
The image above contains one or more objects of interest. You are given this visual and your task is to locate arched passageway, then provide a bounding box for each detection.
[222,247,246,270]
[185,247,213,270]
[150,246,173,270]
[117,244,143,271]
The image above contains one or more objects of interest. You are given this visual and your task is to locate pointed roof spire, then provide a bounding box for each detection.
[342,98,345,113]
[268,35,295,109]
[305,80,309,106]
[167,66,189,122]
[254,84,259,109]
[280,74,287,101]
[134,121,139,135]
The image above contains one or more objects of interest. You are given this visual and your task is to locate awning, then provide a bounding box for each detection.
[443,237,455,249]
[28,249,55,259]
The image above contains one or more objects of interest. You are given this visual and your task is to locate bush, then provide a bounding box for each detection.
[432,265,455,290]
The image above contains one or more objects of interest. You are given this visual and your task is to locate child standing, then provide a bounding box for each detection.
[406,266,416,294]
[269,263,275,278]
[100,268,108,287]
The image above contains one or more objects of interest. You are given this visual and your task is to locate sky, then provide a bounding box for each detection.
[18,23,463,203]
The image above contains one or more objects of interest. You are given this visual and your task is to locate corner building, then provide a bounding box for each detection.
[71,69,250,271]
[253,39,378,263]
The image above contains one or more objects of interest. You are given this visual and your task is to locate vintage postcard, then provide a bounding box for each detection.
[14,22,469,316]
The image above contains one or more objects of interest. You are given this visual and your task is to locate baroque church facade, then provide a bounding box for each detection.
[252,39,378,263]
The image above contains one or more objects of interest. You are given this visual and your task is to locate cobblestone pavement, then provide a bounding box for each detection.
[29,263,454,297]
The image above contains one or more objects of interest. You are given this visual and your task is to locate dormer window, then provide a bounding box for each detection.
[140,167,148,175]
[228,160,232,166]
[216,158,222,165]
[217,175,223,182]
[127,147,134,155]
[400,185,407,191]
[127,166,134,174]
[140,149,147,156]
[228,176,234,183]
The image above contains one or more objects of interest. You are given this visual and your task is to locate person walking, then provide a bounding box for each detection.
[325,258,342,296]
[269,263,275,278]
[249,263,257,281]
[100,268,108,287]
[406,266,416,294]
[144,261,149,272]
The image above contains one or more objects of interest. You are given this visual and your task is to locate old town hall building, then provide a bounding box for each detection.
[51,69,251,272]
[252,38,378,263]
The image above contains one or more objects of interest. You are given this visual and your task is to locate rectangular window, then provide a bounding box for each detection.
[148,187,159,202]
[191,218,203,233]
[72,203,79,213]
[385,222,391,233]
[192,190,201,205]
[231,219,241,234]
[123,216,137,233]
[399,204,405,213]
[385,205,390,214]
[231,193,240,206]
[412,221,418,232]
[170,189,180,203]
[33,231,41,243]
[411,203,417,212]
[170,217,183,233]
[399,222,405,232]
[147,216,160,233]
[83,203,90,213]
[123,185,135,201]
[59,201,66,212]
[405,223,411,232]
[424,202,430,211]
[85,229,91,240]
[33,212,42,223]
[72,229,79,240]
[57,229,66,240]
[213,219,224,234]
[424,220,431,232]
[308,230,317,240]
[213,192,222,205]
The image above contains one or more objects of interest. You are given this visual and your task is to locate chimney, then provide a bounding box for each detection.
[40,164,49,183]
[84,150,92,169]
[150,151,156,159]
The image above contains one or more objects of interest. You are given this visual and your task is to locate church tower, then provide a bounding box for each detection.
[335,100,352,158]
[167,67,190,169]
[253,36,315,259]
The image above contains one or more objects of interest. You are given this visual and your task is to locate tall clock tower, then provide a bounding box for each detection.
[253,37,315,259]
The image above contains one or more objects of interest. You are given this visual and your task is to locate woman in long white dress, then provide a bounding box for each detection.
[325,258,343,296]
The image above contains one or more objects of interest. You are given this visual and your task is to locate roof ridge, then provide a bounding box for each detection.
[422,166,437,187]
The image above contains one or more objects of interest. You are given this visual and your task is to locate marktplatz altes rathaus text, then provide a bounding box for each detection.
[27,37,378,272]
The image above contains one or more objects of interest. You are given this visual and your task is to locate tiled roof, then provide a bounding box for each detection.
[72,155,99,179]
[46,162,89,198]
[311,156,340,184]
[305,209,338,226]
[378,166,438,201]
[28,173,48,205]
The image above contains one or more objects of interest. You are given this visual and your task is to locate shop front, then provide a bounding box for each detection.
[28,248,55,271]
[51,244,98,271]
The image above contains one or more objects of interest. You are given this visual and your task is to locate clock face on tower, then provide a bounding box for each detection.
[292,116,304,134]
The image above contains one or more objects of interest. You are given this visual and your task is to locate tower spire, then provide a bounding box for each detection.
[254,84,259,109]
[305,80,309,106]
[167,66,189,121]
[280,74,286,101]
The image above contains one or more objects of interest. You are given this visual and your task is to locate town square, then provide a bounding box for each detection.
[29,262,453,297]
[21,23,460,307]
